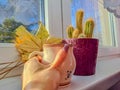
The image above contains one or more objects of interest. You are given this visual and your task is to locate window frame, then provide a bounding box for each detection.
[44,0,63,38]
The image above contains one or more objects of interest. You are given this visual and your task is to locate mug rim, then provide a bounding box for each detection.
[43,43,64,47]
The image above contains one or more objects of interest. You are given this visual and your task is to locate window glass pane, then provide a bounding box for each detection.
[0,0,45,43]
[71,0,117,47]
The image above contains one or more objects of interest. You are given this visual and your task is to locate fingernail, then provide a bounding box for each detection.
[64,44,69,52]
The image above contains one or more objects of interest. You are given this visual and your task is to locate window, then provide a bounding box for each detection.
[0,0,65,63]
[0,0,45,43]
[0,0,120,61]
[0,0,45,62]
[61,0,120,56]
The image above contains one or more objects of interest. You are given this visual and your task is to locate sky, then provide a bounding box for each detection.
[0,0,8,6]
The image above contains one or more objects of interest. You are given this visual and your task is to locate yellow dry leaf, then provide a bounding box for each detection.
[15,25,43,50]
[15,26,32,43]
[15,25,44,62]
[35,22,49,40]
[35,22,49,49]
[15,22,63,62]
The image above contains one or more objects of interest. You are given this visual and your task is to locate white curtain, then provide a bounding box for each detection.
[103,0,120,18]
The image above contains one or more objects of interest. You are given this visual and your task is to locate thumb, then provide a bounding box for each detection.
[50,44,69,69]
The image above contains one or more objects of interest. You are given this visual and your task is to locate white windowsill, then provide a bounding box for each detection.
[0,43,120,59]
[0,43,15,47]
[60,57,120,90]
[0,57,120,90]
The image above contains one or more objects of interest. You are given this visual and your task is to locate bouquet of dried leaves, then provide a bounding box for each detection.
[0,22,62,80]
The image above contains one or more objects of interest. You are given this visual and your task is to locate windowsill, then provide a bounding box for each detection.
[0,43,15,47]
[0,57,120,90]
[60,57,120,90]
[0,43,120,57]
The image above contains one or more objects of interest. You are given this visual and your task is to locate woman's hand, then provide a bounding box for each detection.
[22,44,69,90]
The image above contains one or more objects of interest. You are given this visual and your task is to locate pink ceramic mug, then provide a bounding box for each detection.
[43,43,76,86]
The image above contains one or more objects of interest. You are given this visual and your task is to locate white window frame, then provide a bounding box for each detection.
[44,0,63,38]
